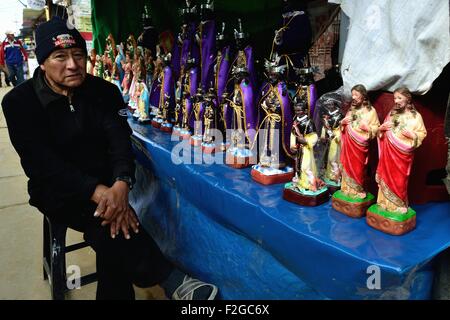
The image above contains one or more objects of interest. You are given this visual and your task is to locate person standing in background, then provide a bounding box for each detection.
[0,31,28,86]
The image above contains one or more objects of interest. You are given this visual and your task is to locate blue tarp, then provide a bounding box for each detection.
[128,119,450,300]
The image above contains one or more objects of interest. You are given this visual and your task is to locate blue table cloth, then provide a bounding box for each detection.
[128,119,450,299]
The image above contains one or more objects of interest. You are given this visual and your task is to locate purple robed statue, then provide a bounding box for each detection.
[293,67,317,118]
[226,65,258,169]
[180,57,200,139]
[198,0,216,89]
[159,55,175,131]
[198,15,216,91]
[251,54,296,185]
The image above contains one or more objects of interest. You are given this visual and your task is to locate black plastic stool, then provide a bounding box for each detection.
[43,216,97,300]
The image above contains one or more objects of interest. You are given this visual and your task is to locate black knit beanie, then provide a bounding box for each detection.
[35,17,87,65]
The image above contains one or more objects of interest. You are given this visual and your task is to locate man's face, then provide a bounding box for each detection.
[394,92,408,110]
[6,34,14,41]
[40,47,87,88]
[351,90,364,107]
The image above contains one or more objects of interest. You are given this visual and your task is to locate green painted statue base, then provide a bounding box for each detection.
[366,204,416,235]
[331,190,375,218]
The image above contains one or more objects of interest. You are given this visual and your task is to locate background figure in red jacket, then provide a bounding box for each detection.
[0,31,28,86]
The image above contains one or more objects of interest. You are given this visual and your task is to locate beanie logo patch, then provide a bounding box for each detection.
[53,34,76,49]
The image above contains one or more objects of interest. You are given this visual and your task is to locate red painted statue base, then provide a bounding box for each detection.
[331,190,375,218]
[181,133,191,140]
[190,136,203,147]
[202,144,218,154]
[283,182,329,206]
[251,167,294,185]
[160,125,173,133]
[366,204,416,236]
[151,120,161,128]
[226,155,250,169]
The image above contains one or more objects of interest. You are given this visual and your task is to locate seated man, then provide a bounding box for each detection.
[1,17,217,300]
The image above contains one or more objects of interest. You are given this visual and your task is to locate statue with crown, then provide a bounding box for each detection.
[190,87,205,146]
[196,0,216,93]
[319,100,344,194]
[215,22,233,151]
[225,18,258,168]
[283,98,329,206]
[251,53,295,185]
[158,53,175,132]
[178,54,200,140]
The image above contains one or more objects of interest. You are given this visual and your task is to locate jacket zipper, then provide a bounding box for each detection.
[68,95,81,132]
[68,96,75,112]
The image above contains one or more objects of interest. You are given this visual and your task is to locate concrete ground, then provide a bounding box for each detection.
[0,85,165,300]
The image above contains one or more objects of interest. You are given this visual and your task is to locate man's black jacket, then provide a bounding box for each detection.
[1,68,135,214]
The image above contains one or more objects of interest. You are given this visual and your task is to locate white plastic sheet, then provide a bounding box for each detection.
[331,0,450,95]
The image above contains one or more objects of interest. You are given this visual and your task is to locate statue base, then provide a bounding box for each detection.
[190,135,203,147]
[137,118,151,124]
[226,148,253,169]
[331,190,375,218]
[226,155,250,169]
[202,143,217,154]
[251,165,294,185]
[283,182,329,206]
[366,204,416,235]
[172,127,182,136]
[181,133,191,140]
[220,142,230,152]
[151,120,161,128]
[324,179,341,195]
[160,124,173,133]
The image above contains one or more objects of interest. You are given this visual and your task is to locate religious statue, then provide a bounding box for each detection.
[158,53,175,132]
[251,54,294,185]
[320,101,344,193]
[115,43,125,84]
[103,34,117,79]
[225,65,258,169]
[331,84,380,218]
[217,92,231,151]
[126,34,138,59]
[144,48,155,90]
[121,51,133,99]
[293,67,317,118]
[215,22,233,151]
[367,87,427,235]
[87,48,97,75]
[129,52,145,112]
[202,88,219,153]
[179,55,200,140]
[190,87,205,146]
[196,0,216,92]
[172,0,200,86]
[173,96,183,136]
[93,54,104,78]
[137,75,151,123]
[272,0,312,82]
[225,18,258,168]
[283,99,329,206]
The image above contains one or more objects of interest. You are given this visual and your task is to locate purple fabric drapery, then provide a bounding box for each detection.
[200,20,216,91]
[278,82,293,157]
[216,46,232,103]
[240,80,257,146]
[308,83,317,118]
[160,65,174,112]
[186,66,199,129]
